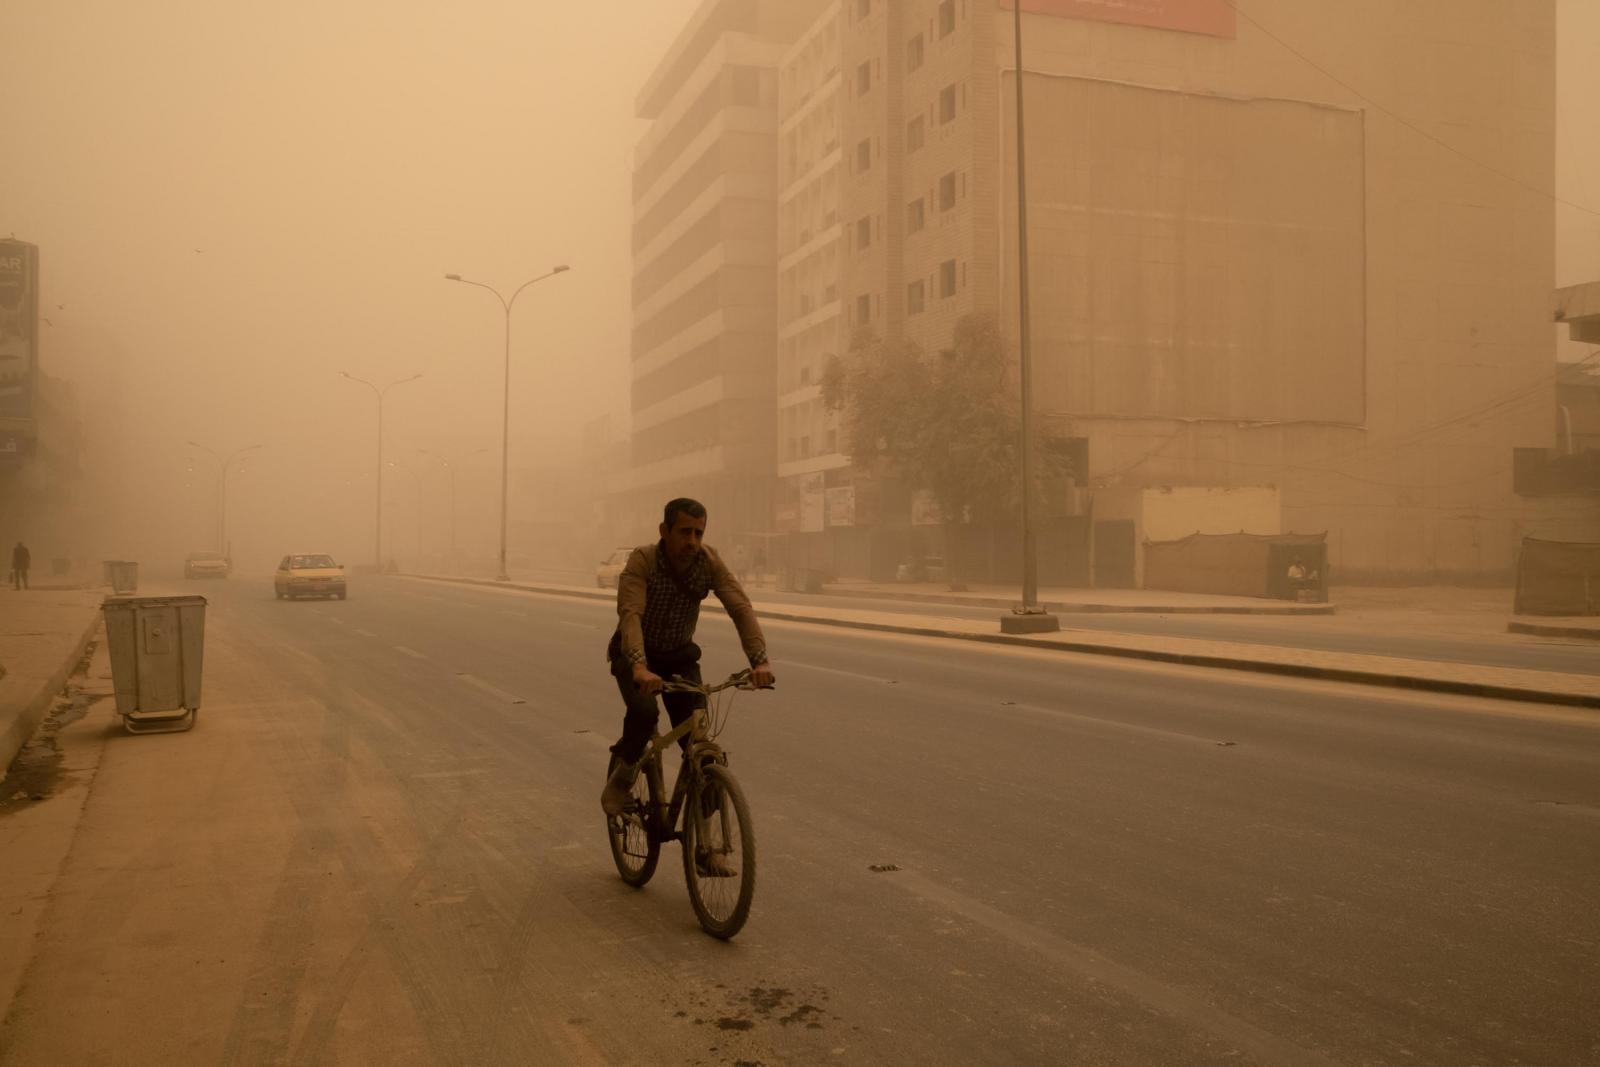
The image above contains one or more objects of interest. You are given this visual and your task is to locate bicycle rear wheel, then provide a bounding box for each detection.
[605,754,660,887]
[681,763,755,939]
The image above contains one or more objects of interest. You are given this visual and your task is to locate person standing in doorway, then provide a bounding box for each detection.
[11,541,31,590]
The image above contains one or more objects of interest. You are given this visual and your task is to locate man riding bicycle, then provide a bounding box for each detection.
[601,497,775,816]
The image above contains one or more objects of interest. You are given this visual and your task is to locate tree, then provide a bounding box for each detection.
[822,313,1066,588]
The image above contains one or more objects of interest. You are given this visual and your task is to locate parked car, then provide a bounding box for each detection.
[596,547,634,589]
[274,553,347,600]
[185,551,231,579]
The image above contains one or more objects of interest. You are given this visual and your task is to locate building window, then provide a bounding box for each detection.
[856,215,872,250]
[907,115,925,153]
[939,171,957,211]
[940,83,957,124]
[856,138,871,172]
[856,293,872,324]
[907,197,926,233]
[857,60,872,95]
[940,259,957,298]
[826,428,839,454]
[907,33,924,72]
[787,437,798,461]
[907,279,926,315]
[938,0,956,37]
[800,365,812,384]
[857,0,871,19]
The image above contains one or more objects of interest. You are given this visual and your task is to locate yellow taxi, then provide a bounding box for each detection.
[274,553,348,600]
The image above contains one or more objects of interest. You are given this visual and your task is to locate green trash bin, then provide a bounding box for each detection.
[101,594,206,733]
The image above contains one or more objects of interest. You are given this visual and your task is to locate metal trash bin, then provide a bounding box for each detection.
[101,595,206,734]
[109,560,139,594]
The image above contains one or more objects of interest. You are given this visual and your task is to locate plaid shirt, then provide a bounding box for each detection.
[611,542,768,668]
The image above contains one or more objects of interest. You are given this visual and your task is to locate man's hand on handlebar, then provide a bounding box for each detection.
[632,663,664,695]
[750,662,775,689]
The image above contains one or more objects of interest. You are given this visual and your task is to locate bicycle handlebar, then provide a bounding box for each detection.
[661,668,775,695]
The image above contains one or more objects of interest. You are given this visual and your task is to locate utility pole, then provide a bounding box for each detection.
[1002,0,1060,635]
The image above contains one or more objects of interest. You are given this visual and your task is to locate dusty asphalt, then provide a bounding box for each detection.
[2,575,1597,1066]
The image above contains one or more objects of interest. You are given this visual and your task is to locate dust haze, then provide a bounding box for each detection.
[2,0,1597,594]
[2,1,694,577]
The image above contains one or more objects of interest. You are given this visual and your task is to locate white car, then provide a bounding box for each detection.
[185,551,231,579]
[596,547,634,589]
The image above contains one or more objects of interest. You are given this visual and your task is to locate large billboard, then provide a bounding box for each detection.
[0,239,39,453]
[1002,0,1235,39]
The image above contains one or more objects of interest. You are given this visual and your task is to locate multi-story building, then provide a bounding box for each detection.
[628,1,1589,582]
[774,4,847,538]
[621,0,826,539]
[819,0,1586,582]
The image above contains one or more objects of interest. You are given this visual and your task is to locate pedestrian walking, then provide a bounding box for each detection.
[11,541,31,590]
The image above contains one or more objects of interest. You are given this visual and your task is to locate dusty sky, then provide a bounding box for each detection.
[2,0,694,567]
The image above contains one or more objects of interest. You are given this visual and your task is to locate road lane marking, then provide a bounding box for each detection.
[500,609,528,619]
[393,645,428,660]
[353,628,378,638]
[560,621,594,630]
[886,869,1342,1067]
[456,673,527,705]
[325,617,346,626]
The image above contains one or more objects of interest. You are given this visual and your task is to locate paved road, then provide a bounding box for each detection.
[4,576,1597,1065]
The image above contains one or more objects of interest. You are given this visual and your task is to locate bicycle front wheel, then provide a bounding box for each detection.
[681,763,756,939]
[606,754,660,887]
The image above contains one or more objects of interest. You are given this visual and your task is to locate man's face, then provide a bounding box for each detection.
[660,513,706,569]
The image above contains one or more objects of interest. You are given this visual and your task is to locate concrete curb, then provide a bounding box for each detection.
[809,585,1337,616]
[0,604,102,774]
[1507,620,1600,641]
[406,574,1598,711]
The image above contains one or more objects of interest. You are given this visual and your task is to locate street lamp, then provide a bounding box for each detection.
[444,264,571,581]
[419,447,489,572]
[187,441,262,563]
[338,371,423,570]
[1002,0,1059,634]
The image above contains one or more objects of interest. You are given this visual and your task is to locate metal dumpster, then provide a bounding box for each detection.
[101,595,206,733]
[108,560,139,594]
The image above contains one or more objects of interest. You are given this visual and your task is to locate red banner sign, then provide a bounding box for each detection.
[1002,0,1235,39]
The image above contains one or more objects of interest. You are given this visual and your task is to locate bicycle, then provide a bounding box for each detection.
[603,668,770,939]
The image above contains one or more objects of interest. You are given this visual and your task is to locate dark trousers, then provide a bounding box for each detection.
[609,644,705,766]
[11,568,25,591]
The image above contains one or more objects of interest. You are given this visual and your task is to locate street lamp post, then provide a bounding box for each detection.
[1002,0,1060,635]
[187,441,262,562]
[444,264,570,582]
[338,371,423,570]
[419,447,488,572]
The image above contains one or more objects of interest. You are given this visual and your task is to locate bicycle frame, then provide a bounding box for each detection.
[634,704,725,844]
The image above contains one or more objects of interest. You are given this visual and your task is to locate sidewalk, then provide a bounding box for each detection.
[411,573,1600,710]
[0,588,105,775]
[785,578,1336,615]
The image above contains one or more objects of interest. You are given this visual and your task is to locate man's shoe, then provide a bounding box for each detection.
[600,760,640,816]
[694,847,738,878]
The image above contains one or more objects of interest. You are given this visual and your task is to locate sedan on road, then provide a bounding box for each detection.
[184,551,231,579]
[596,547,634,589]
[274,553,348,600]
